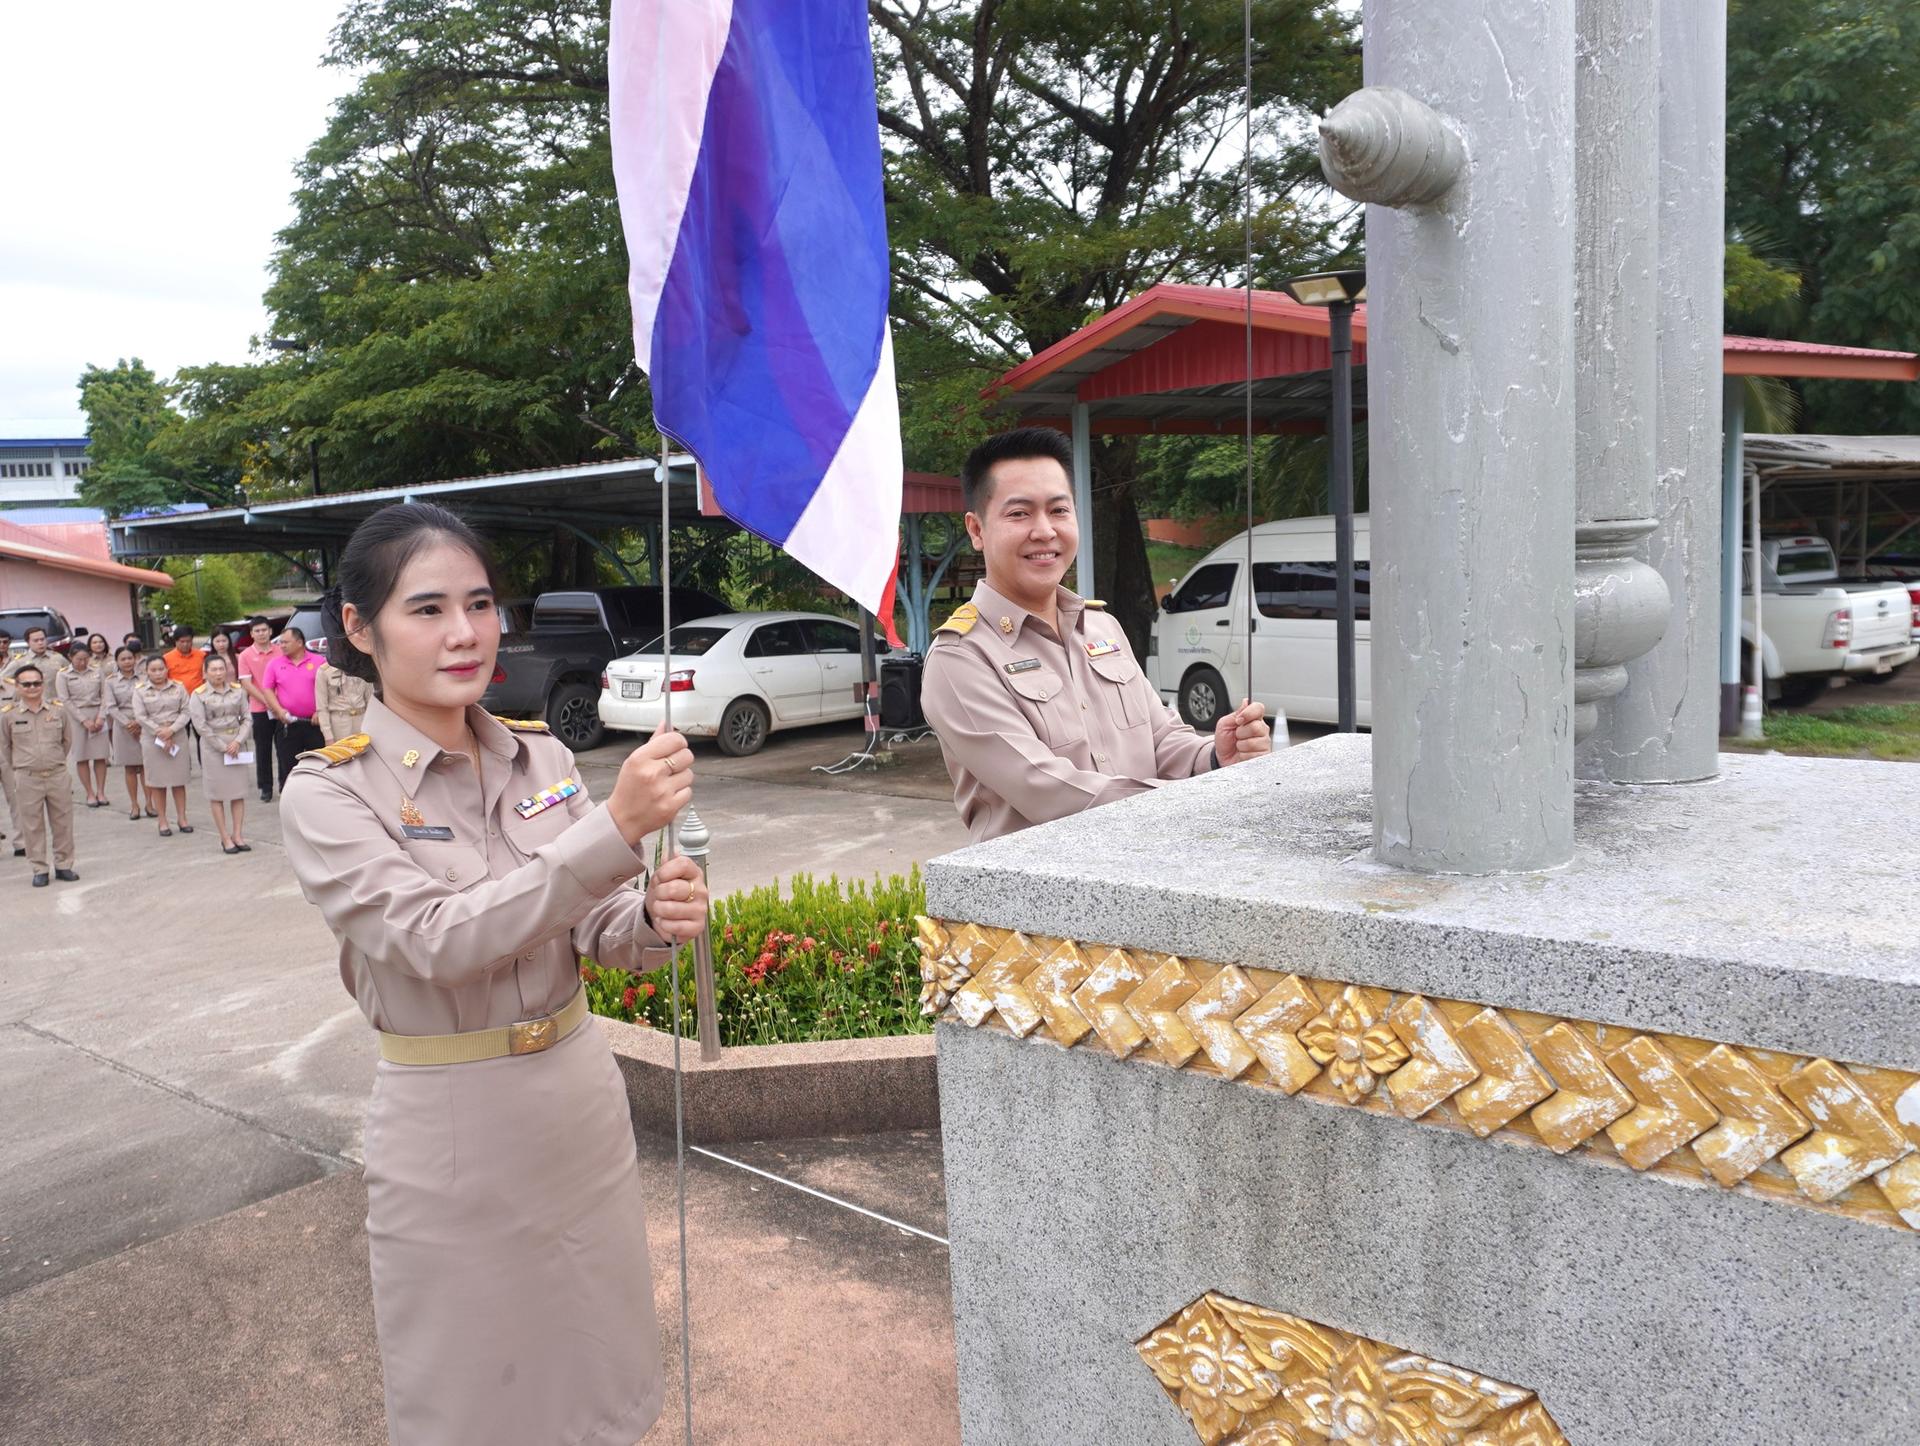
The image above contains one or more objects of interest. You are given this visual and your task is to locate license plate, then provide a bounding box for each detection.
[619,680,647,699]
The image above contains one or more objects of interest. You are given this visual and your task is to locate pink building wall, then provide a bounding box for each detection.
[0,560,138,641]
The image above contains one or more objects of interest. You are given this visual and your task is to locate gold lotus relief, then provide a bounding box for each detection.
[1138,1291,1570,1446]
[915,918,1920,1235]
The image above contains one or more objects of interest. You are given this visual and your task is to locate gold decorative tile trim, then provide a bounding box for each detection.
[1138,1290,1571,1446]
[915,917,1920,1235]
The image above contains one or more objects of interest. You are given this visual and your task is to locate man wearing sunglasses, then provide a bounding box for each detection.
[0,665,78,886]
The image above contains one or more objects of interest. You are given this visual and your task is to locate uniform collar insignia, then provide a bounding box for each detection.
[401,749,420,769]
[998,616,1014,635]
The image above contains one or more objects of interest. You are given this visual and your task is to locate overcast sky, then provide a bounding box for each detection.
[0,1,349,435]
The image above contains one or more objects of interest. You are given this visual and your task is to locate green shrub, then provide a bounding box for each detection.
[582,868,929,1046]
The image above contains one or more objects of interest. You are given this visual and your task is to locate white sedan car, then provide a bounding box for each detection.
[599,611,887,755]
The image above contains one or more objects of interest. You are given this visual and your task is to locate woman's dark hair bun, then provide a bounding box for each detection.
[330,502,497,687]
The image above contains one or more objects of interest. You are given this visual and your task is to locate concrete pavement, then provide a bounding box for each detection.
[1,717,968,1440]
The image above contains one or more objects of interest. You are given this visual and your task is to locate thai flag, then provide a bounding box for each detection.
[610,0,902,637]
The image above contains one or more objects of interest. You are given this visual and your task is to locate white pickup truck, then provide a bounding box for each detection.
[1743,536,1919,706]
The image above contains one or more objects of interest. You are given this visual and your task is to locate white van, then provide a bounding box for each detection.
[1147,515,1371,729]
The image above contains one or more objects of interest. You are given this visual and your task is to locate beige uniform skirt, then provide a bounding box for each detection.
[109,718,143,767]
[363,1020,662,1446]
[141,731,190,787]
[69,717,111,761]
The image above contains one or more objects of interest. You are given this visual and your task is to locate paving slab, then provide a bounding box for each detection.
[0,1130,958,1446]
[0,1023,333,1299]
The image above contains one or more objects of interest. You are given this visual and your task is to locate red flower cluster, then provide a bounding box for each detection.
[622,986,637,1011]
[744,928,802,985]
[867,940,883,959]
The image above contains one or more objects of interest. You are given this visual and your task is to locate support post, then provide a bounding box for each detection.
[1345,0,1577,873]
[1570,0,1669,754]
[1070,402,1095,597]
[1742,466,1766,738]
[1329,302,1358,733]
[1720,377,1747,734]
[1593,0,1727,780]
[676,806,722,1063]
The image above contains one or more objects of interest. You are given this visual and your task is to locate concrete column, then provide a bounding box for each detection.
[1720,378,1746,734]
[1348,0,1577,873]
[1590,0,1727,780]
[1571,0,1670,751]
[1069,402,1095,597]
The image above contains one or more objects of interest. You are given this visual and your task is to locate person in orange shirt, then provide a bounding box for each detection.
[162,628,206,695]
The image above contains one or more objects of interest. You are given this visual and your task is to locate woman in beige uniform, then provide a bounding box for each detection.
[282,502,705,1446]
[190,654,253,853]
[133,653,192,835]
[106,646,149,819]
[313,659,373,742]
[55,645,111,807]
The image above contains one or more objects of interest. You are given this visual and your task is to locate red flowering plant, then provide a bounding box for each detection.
[581,868,928,1045]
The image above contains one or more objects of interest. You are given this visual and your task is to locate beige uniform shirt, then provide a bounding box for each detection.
[922,581,1214,842]
[106,672,141,730]
[0,699,74,772]
[281,696,669,1036]
[3,651,62,685]
[132,679,190,735]
[54,663,108,730]
[189,682,251,750]
[313,665,374,743]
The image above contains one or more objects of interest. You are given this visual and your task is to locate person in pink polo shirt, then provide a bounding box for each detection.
[235,616,280,802]
[262,626,328,791]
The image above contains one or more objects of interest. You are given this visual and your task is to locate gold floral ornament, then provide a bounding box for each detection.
[1298,986,1410,1102]
[1138,1292,1569,1446]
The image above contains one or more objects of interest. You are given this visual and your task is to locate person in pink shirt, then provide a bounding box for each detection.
[262,626,328,790]
[235,616,280,802]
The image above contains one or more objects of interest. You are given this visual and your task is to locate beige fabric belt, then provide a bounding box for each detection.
[378,986,590,1066]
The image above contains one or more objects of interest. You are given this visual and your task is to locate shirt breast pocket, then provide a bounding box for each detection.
[1004,668,1085,750]
[503,801,573,858]
[1087,652,1147,730]
[401,839,490,892]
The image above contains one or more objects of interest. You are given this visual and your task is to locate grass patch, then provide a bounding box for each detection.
[1147,542,1210,596]
[1723,702,1920,761]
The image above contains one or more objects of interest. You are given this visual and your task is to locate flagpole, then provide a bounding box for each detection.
[656,437,695,1446]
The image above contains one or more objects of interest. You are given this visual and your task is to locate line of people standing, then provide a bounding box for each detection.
[2,616,374,884]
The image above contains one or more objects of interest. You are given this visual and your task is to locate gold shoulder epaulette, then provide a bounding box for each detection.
[1084,598,1107,610]
[193,683,209,695]
[936,603,980,638]
[48,698,63,707]
[299,732,372,767]
[0,703,11,713]
[493,714,550,733]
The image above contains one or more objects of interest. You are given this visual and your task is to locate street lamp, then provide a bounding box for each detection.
[267,337,324,500]
[1281,268,1366,732]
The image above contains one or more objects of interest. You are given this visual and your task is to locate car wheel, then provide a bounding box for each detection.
[1179,666,1228,729]
[1774,675,1827,709]
[717,698,770,757]
[546,680,605,751]
[1859,664,1907,685]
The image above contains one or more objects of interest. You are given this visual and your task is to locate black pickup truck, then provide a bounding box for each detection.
[483,586,727,750]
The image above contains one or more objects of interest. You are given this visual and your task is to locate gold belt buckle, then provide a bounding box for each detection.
[507,1015,558,1055]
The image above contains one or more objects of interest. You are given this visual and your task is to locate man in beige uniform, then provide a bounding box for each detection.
[0,664,79,885]
[924,427,1271,842]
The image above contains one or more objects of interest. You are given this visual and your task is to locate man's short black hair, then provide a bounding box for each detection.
[283,625,306,643]
[25,626,46,641]
[14,663,42,684]
[961,426,1075,514]
[172,626,194,643]
[247,615,270,630]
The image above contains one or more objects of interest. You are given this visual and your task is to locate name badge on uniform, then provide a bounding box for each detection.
[1004,658,1043,675]
[1085,638,1120,658]
[514,776,580,819]
[402,824,456,841]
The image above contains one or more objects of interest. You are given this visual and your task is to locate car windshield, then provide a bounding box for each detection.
[631,625,732,658]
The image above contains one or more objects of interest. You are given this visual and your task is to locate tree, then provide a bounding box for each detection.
[159,557,245,635]
[873,0,1359,644]
[1727,0,1920,433]
[76,358,245,516]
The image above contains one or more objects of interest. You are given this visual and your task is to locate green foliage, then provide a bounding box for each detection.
[583,869,929,1045]
[158,558,246,635]
[75,360,239,515]
[1728,0,1920,433]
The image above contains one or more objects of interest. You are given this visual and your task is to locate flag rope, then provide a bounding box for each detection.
[1242,0,1257,707]
[657,437,696,1445]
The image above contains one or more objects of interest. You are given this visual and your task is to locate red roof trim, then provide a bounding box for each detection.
[985,287,1918,400]
[0,520,175,588]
